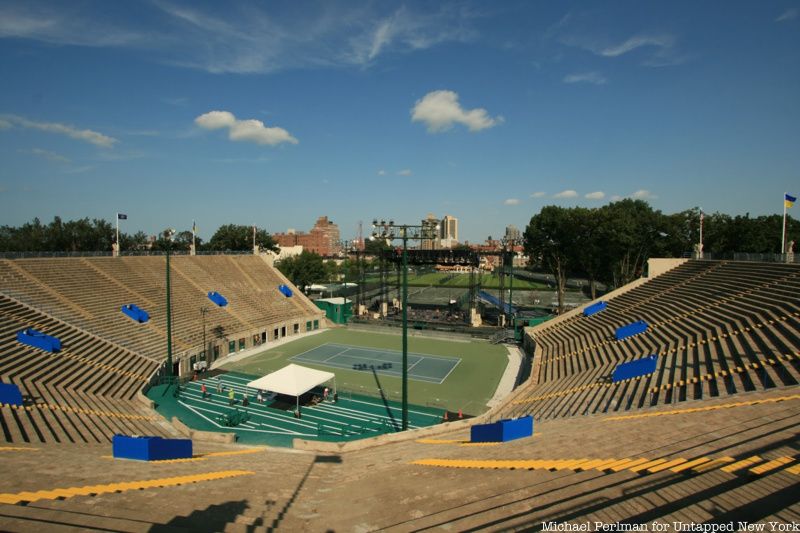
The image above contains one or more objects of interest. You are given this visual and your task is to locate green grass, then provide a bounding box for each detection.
[368,271,548,290]
[220,328,508,415]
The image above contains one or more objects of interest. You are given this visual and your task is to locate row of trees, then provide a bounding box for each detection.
[524,199,800,312]
[0,217,279,253]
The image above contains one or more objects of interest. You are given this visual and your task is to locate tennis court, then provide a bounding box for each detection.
[290,342,461,384]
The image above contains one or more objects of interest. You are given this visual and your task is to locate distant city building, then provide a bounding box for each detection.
[274,216,341,256]
[440,215,459,248]
[505,224,521,242]
[420,213,441,250]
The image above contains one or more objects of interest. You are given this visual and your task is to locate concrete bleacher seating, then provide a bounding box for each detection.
[0,294,172,444]
[0,256,323,362]
[501,260,800,421]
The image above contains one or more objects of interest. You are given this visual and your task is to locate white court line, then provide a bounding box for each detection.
[406,358,423,373]
[179,400,315,436]
[437,357,462,385]
[290,356,444,384]
[343,396,443,419]
[323,346,351,362]
[180,389,317,430]
[287,343,345,363]
[302,343,461,383]
[311,403,416,429]
[324,342,461,363]
[310,403,404,427]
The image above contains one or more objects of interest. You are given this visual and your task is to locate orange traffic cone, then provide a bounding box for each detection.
[458,409,463,419]
[443,411,449,422]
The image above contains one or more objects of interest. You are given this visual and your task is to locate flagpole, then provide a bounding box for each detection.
[116,213,120,255]
[782,192,787,254]
[699,208,703,249]
[192,220,196,251]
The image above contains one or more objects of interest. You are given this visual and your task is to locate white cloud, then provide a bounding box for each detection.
[610,195,623,202]
[600,34,674,57]
[377,169,387,176]
[585,191,605,200]
[0,4,146,47]
[563,72,607,85]
[0,3,476,75]
[20,148,70,163]
[556,21,683,67]
[346,5,477,66]
[504,198,521,206]
[195,110,298,146]
[0,118,11,129]
[553,189,578,199]
[1,115,117,147]
[776,8,798,22]
[411,90,503,133]
[195,110,236,130]
[530,191,546,198]
[396,169,412,176]
[631,189,657,200]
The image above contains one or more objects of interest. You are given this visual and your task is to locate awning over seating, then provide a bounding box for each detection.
[246,364,334,397]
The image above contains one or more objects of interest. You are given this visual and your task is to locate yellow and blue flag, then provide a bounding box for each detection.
[785,194,796,208]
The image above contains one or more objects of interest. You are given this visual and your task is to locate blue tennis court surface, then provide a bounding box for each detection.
[290,343,461,384]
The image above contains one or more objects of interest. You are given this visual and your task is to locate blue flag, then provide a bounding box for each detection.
[117,213,128,220]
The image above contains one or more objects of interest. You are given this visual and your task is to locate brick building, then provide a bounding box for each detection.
[274,216,341,256]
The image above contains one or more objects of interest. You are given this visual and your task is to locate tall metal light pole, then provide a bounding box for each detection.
[164,228,176,382]
[371,219,437,431]
[340,240,350,323]
[200,306,208,362]
[504,237,516,326]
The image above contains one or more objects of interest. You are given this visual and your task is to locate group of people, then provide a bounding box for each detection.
[198,378,335,407]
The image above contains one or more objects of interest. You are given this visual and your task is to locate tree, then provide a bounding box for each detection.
[524,206,576,313]
[276,251,326,291]
[364,238,391,256]
[206,224,278,252]
[599,199,663,287]
[570,207,605,300]
[120,230,151,251]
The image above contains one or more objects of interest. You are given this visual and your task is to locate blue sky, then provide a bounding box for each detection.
[1,1,798,243]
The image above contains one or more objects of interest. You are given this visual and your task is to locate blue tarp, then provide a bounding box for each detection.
[112,435,193,461]
[583,301,607,317]
[471,416,533,443]
[278,284,293,298]
[0,383,23,407]
[612,355,658,382]
[615,320,649,341]
[16,328,61,352]
[121,303,150,323]
[477,290,517,316]
[208,291,228,307]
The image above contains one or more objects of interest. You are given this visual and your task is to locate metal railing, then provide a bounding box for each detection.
[0,250,259,259]
[695,252,800,263]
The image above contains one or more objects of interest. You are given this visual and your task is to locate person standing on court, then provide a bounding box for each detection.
[201,382,207,399]
[228,388,235,406]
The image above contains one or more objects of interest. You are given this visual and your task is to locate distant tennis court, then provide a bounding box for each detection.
[290,343,461,384]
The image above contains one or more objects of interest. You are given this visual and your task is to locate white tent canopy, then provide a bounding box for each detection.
[246,364,335,397]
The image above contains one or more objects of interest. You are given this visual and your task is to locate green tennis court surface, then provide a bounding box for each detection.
[289,342,461,384]
[148,371,444,447]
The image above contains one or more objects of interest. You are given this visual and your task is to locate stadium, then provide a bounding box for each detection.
[1,1,799,531]
[1,251,798,530]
